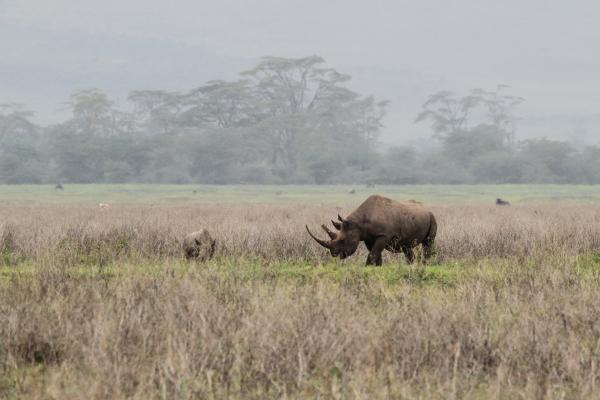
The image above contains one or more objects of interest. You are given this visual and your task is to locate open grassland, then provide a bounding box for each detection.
[3,186,600,398]
[4,183,600,205]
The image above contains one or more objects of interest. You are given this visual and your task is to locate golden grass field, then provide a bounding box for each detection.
[3,185,600,399]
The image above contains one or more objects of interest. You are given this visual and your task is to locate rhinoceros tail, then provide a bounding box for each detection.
[423,212,437,260]
[425,212,437,243]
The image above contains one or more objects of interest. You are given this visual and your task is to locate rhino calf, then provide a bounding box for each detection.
[183,229,216,261]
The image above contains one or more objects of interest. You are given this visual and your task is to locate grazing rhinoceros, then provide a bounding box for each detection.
[496,198,510,206]
[306,195,437,266]
[183,229,216,261]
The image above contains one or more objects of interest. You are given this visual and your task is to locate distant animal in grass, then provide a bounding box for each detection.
[98,203,110,210]
[306,195,437,266]
[183,229,216,261]
[55,183,64,191]
[496,198,510,206]
[349,189,356,194]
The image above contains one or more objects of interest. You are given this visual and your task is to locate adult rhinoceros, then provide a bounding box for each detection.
[306,195,437,266]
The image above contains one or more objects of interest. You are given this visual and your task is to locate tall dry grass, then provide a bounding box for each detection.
[2,256,600,398]
[2,203,600,398]
[1,203,600,264]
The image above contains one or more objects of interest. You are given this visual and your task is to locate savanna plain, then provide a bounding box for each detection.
[3,185,600,399]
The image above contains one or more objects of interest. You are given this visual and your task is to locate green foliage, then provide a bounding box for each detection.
[0,65,599,184]
[24,56,387,184]
[410,86,600,184]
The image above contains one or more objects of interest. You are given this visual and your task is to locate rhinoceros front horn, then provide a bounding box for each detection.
[306,225,332,249]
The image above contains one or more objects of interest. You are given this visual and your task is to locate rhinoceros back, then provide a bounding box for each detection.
[349,195,434,245]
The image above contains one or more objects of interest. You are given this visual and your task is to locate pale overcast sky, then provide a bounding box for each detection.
[2,0,599,144]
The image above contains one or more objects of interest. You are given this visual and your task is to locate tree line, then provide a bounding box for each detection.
[1,56,598,184]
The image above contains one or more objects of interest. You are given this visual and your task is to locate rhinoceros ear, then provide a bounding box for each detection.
[331,220,342,230]
[337,214,354,229]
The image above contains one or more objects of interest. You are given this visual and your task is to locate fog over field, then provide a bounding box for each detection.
[2,0,599,144]
[5,4,600,397]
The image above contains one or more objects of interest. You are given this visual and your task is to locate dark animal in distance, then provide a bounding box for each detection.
[496,198,510,206]
[183,229,216,261]
[55,184,64,191]
[306,195,437,266]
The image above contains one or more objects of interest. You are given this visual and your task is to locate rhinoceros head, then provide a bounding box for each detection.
[306,214,360,259]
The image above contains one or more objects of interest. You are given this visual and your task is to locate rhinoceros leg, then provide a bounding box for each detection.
[366,237,387,266]
[422,240,435,261]
[402,246,415,264]
[366,252,382,266]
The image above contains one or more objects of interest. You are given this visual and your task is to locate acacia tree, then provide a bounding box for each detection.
[124,56,388,182]
[416,86,523,143]
[51,89,139,182]
[0,104,45,183]
[43,56,387,183]
[128,90,183,135]
[240,56,326,176]
[240,56,387,178]
[64,89,134,137]
[475,86,524,145]
[178,80,258,129]
[416,86,523,170]
[0,103,37,140]
[415,90,477,138]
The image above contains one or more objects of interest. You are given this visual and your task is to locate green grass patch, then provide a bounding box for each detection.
[3,253,600,292]
[3,183,600,205]
[0,257,489,289]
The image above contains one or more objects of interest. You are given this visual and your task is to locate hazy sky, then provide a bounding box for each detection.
[2,0,599,143]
